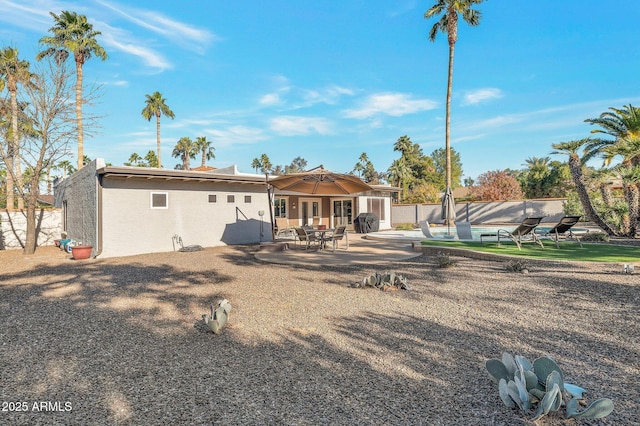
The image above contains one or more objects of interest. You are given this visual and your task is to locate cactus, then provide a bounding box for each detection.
[486,351,614,421]
[203,299,232,334]
[566,397,614,419]
[353,272,409,290]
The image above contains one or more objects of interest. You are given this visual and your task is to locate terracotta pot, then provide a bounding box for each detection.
[71,245,93,260]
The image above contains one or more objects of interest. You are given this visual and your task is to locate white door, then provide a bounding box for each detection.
[299,198,321,226]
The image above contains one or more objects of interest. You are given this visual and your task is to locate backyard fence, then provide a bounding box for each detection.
[0,209,63,250]
[391,199,567,226]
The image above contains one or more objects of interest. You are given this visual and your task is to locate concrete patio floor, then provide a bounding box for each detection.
[255,232,422,266]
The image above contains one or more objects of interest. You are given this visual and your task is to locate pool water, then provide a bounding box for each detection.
[366,226,589,241]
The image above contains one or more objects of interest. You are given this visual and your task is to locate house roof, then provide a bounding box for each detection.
[37,194,55,205]
[190,165,217,172]
[96,165,267,185]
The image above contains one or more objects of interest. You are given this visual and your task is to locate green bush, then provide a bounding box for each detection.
[434,252,456,268]
[395,223,415,231]
[581,232,610,242]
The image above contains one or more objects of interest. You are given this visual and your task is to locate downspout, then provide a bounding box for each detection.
[265,173,275,241]
[94,172,103,257]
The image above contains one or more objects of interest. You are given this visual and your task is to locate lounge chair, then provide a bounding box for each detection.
[497,217,545,250]
[294,227,318,249]
[275,217,294,238]
[455,222,473,240]
[539,215,584,248]
[324,225,348,251]
[419,221,435,239]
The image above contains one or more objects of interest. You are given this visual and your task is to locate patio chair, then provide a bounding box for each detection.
[455,221,473,240]
[294,227,318,250]
[419,221,435,239]
[539,215,584,248]
[324,225,348,252]
[497,217,545,250]
[275,217,294,238]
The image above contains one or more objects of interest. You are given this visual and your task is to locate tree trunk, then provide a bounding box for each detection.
[10,87,24,210]
[75,59,84,169]
[568,154,618,236]
[445,40,454,191]
[156,113,162,168]
[623,183,639,237]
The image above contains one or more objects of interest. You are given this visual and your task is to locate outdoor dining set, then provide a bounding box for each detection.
[275,218,349,252]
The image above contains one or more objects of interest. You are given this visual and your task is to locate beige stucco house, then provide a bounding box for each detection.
[54,159,396,258]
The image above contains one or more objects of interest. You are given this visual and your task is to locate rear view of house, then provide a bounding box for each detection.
[55,160,272,258]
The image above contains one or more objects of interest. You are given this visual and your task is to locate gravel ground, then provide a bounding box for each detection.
[0,244,638,425]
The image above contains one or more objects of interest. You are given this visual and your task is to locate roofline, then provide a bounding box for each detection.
[97,166,268,184]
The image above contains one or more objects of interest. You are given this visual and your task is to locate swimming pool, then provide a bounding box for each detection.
[365,225,590,241]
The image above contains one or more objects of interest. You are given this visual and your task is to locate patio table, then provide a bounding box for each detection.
[313,228,335,250]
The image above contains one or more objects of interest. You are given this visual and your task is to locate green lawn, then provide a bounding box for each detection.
[420,240,640,263]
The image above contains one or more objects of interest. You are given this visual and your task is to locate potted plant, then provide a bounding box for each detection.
[71,245,93,260]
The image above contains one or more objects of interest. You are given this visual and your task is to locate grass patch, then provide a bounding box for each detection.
[420,240,640,263]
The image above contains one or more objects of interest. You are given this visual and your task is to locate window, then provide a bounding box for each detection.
[227,195,235,203]
[274,198,287,218]
[208,194,217,203]
[151,192,168,209]
[244,195,252,203]
[367,198,386,221]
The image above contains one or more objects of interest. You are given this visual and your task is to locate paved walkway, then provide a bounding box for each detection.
[255,233,422,266]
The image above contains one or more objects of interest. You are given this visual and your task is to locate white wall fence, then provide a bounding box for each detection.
[0,209,63,250]
[391,199,567,226]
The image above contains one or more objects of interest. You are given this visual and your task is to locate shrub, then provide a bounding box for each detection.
[504,259,531,273]
[434,252,456,268]
[581,232,609,242]
[395,223,415,231]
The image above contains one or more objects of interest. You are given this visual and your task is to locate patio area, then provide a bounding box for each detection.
[256,232,421,266]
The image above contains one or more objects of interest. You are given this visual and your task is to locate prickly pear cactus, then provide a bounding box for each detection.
[203,299,232,334]
[485,352,614,421]
[352,272,409,291]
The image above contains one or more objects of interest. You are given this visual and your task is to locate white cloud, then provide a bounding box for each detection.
[96,0,217,53]
[260,93,281,106]
[462,88,503,106]
[100,30,172,71]
[303,85,354,106]
[344,93,437,119]
[205,126,268,146]
[270,116,333,136]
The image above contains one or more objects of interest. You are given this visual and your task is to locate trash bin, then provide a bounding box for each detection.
[354,213,379,233]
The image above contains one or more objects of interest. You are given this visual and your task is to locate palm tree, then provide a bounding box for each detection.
[56,159,76,179]
[552,139,617,235]
[172,137,197,170]
[584,104,640,166]
[124,152,143,167]
[0,47,35,210]
[387,157,411,202]
[352,152,369,177]
[194,136,215,167]
[37,10,108,170]
[141,92,175,168]
[251,157,262,174]
[425,0,483,191]
[144,150,158,168]
[616,165,640,236]
[259,153,273,174]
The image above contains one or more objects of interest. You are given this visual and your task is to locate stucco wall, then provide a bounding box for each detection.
[0,209,63,250]
[392,199,567,225]
[99,176,272,258]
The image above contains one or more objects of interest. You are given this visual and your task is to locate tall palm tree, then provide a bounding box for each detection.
[425,0,483,191]
[142,91,175,168]
[172,137,197,170]
[584,104,640,166]
[552,139,617,236]
[37,10,107,170]
[194,136,215,167]
[616,165,640,236]
[352,152,369,177]
[0,47,35,210]
[124,152,143,167]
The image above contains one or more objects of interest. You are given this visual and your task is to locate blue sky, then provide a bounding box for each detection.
[1,0,639,180]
